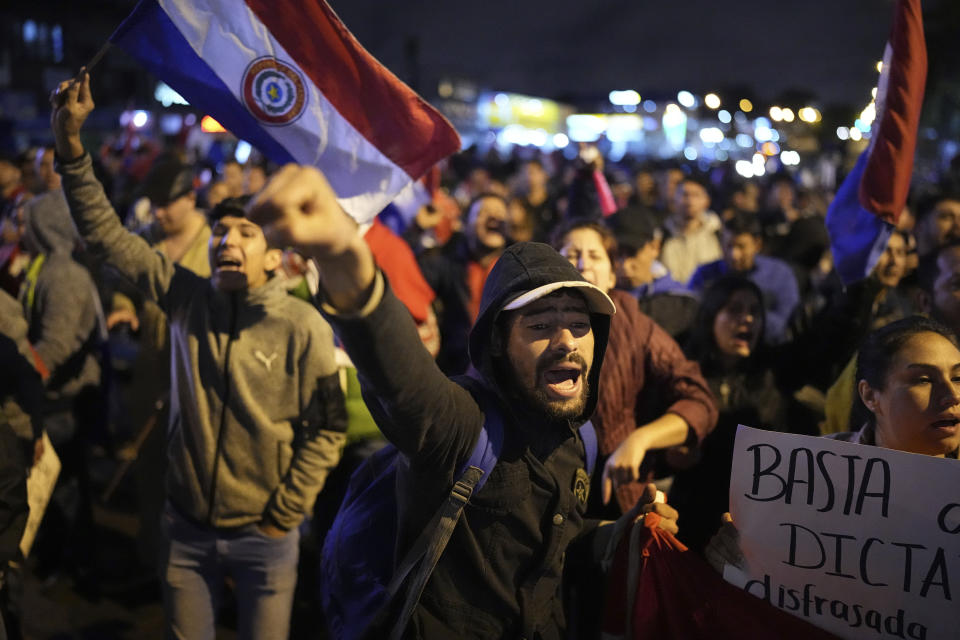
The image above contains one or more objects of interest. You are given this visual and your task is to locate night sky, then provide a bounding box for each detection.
[328,0,912,107]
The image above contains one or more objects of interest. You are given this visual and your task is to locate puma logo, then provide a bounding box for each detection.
[254,350,278,371]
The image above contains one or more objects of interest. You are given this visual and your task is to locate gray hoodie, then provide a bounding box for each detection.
[20,190,101,400]
[58,153,346,530]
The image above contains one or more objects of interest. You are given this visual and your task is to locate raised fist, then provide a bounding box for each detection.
[247,164,359,258]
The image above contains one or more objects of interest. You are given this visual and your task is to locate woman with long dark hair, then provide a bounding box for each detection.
[669,275,812,553]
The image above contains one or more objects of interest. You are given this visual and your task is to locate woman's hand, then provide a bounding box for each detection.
[705,512,745,574]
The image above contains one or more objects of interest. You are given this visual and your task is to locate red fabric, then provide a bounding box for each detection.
[858,0,926,224]
[244,0,460,180]
[363,218,435,323]
[602,516,840,640]
[28,345,49,381]
[466,258,496,323]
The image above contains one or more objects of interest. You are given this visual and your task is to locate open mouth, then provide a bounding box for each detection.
[484,220,506,236]
[542,365,583,399]
[216,255,243,271]
[930,417,960,431]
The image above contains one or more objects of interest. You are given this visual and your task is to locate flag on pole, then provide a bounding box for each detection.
[826,0,926,285]
[109,0,461,223]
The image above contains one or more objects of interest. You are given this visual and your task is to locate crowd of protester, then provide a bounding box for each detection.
[0,70,958,639]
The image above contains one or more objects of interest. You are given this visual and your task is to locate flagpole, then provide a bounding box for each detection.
[82,41,112,75]
[61,40,111,92]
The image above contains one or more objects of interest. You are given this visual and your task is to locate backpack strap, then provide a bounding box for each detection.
[377,378,505,640]
[579,420,598,476]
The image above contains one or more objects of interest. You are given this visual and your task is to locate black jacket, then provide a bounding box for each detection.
[322,242,610,639]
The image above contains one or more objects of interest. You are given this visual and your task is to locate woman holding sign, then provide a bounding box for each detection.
[709,314,960,574]
[833,316,960,458]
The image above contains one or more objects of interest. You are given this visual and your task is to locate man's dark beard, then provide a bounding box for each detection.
[517,352,591,422]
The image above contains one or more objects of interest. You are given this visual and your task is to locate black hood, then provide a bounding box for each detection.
[468,242,611,424]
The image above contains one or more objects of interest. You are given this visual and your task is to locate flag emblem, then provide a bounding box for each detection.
[242,57,307,126]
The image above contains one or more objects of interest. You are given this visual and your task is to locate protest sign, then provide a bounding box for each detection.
[20,432,60,558]
[724,425,959,640]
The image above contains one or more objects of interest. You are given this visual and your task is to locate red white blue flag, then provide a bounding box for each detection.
[826,0,926,285]
[109,0,461,223]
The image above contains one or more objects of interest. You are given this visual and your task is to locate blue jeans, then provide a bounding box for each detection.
[159,503,300,640]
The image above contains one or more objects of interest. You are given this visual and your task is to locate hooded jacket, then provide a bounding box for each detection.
[57,153,346,530]
[321,242,611,639]
[20,191,101,400]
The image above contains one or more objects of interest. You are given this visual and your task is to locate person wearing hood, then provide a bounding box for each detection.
[19,190,102,399]
[553,220,717,519]
[247,164,679,639]
[18,188,104,585]
[52,73,346,640]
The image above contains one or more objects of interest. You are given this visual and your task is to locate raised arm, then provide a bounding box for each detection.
[50,72,192,308]
[248,167,483,465]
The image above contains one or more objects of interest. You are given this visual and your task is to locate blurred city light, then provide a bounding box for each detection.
[735,134,754,148]
[132,110,149,128]
[860,102,876,126]
[781,108,795,122]
[201,115,227,133]
[23,20,37,43]
[752,152,767,176]
[754,126,773,142]
[520,98,544,116]
[677,91,696,108]
[718,109,732,124]
[235,140,252,164]
[609,90,641,106]
[769,106,783,122]
[739,99,754,113]
[781,150,801,165]
[683,147,698,161]
[798,107,820,123]
[836,126,850,140]
[154,82,189,108]
[553,133,569,148]
[699,127,724,144]
[704,93,721,109]
[876,60,884,73]
[662,104,688,149]
[643,100,657,113]
[735,160,755,178]
[159,114,183,135]
[566,114,606,142]
[849,128,863,141]
[761,141,780,156]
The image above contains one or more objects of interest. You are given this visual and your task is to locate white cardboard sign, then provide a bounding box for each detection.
[724,425,960,640]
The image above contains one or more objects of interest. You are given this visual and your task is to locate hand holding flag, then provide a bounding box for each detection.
[50,71,95,162]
